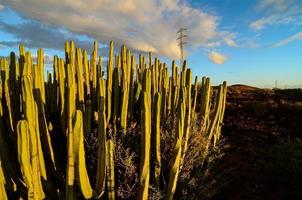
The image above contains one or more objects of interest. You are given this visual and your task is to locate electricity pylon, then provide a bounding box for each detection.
[177,28,187,66]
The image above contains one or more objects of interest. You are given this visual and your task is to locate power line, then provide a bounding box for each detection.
[177,28,187,66]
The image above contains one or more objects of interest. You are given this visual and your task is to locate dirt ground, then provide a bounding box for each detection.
[212,85,302,200]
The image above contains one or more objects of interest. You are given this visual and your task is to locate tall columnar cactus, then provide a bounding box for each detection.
[0,58,14,132]
[128,55,135,119]
[214,81,227,146]
[153,92,161,187]
[52,55,59,114]
[75,48,85,109]
[17,120,34,199]
[200,77,211,133]
[0,40,228,200]
[106,41,114,122]
[66,63,76,199]
[181,69,192,164]
[95,77,107,198]
[167,77,172,114]
[172,64,179,113]
[112,66,120,125]
[33,62,57,174]
[120,45,129,133]
[138,92,151,200]
[97,56,103,78]
[91,41,98,103]
[106,128,115,200]
[21,76,45,199]
[83,50,90,96]
[19,44,25,76]
[82,49,93,137]
[25,51,32,76]
[58,58,66,129]
[138,69,151,200]
[73,110,93,199]
[9,51,21,124]
[33,101,47,180]
[161,67,169,117]
[0,157,7,200]
[166,91,185,200]
[191,76,198,119]
[37,48,45,104]
[0,81,18,192]
[205,84,224,151]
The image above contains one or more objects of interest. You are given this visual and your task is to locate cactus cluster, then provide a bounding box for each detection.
[0,40,227,199]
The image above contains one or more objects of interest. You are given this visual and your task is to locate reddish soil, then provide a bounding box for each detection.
[212,87,302,200]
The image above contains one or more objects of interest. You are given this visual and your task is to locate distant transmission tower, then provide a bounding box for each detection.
[177,28,187,66]
[275,80,278,89]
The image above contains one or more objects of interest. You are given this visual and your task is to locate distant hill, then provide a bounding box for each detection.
[229,84,261,92]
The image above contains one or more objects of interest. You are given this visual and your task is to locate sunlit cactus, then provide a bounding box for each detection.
[138,92,151,200]
[106,41,114,122]
[153,92,161,187]
[0,158,7,200]
[75,47,85,108]
[73,110,93,199]
[181,68,192,165]
[17,120,34,199]
[191,76,198,119]
[166,92,185,200]
[120,45,130,133]
[21,76,45,199]
[66,62,76,199]
[95,77,107,198]
[0,40,227,200]
[200,77,212,133]
[138,69,151,200]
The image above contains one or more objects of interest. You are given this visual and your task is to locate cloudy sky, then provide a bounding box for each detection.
[0,0,301,88]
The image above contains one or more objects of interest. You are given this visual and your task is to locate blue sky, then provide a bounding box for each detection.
[0,0,301,88]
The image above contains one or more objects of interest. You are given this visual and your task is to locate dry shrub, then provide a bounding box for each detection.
[84,112,226,199]
[115,124,140,199]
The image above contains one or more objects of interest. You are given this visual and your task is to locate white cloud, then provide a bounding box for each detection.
[250,0,302,31]
[250,13,296,31]
[2,0,235,59]
[0,43,6,48]
[208,51,227,65]
[224,37,238,47]
[0,4,4,10]
[257,0,295,11]
[272,31,302,47]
